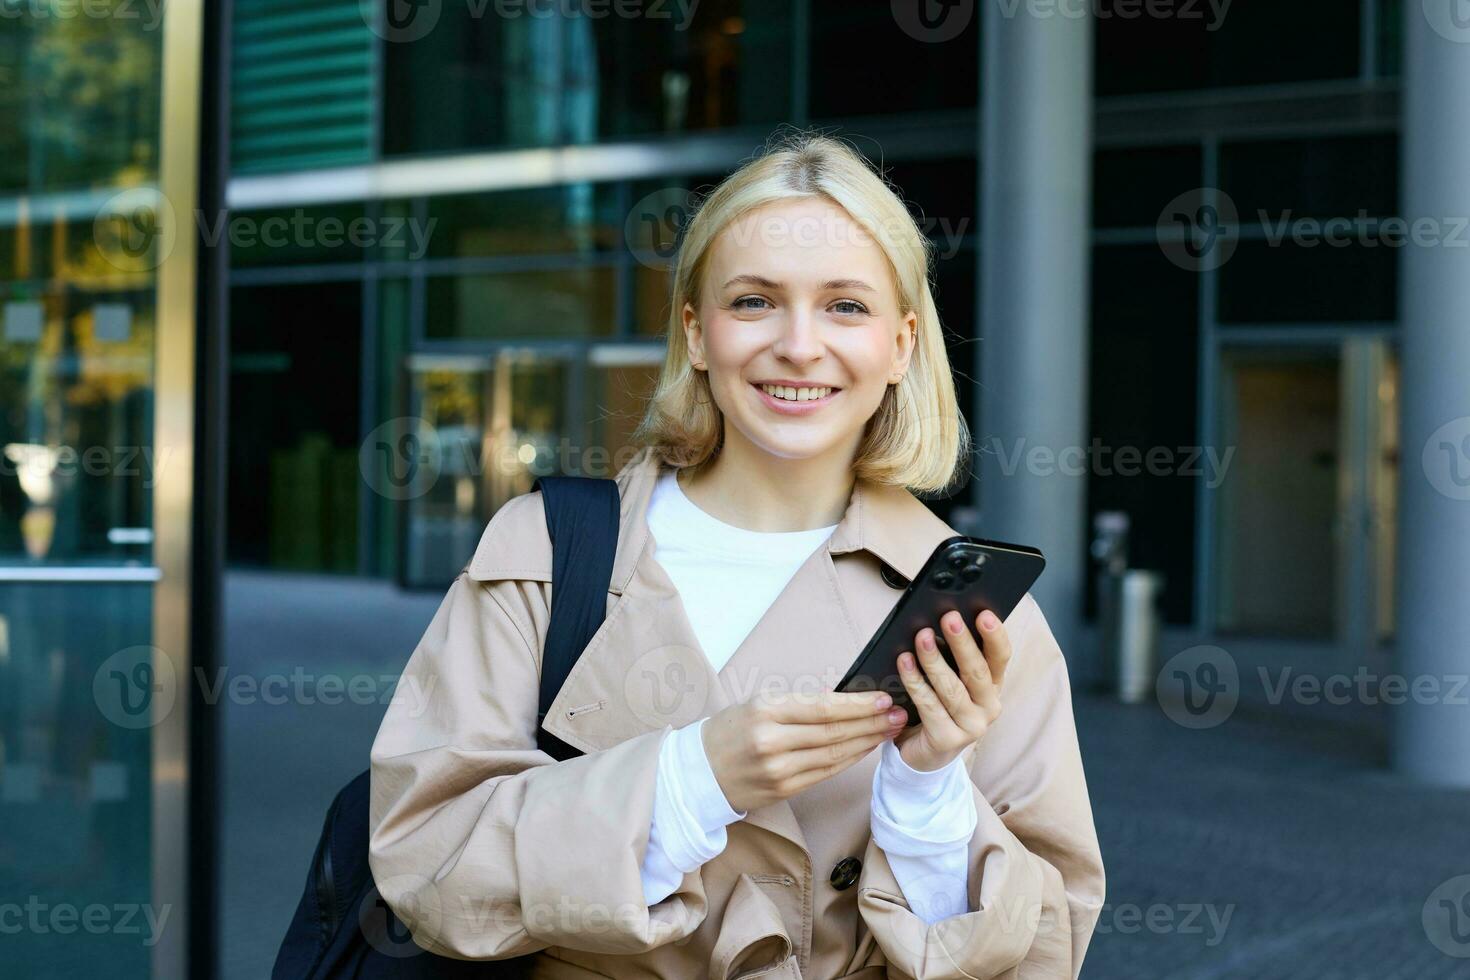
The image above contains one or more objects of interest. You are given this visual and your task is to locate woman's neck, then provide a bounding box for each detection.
[676,435,856,533]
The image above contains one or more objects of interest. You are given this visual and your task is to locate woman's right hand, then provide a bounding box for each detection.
[701,690,909,813]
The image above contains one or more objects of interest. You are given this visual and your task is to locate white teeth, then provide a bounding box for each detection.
[760,384,832,402]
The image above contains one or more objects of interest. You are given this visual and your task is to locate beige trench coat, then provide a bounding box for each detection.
[368,446,1105,979]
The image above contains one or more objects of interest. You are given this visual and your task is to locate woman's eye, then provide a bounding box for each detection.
[731,295,771,311]
[832,299,869,316]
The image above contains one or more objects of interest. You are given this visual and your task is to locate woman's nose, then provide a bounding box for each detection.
[771,312,823,364]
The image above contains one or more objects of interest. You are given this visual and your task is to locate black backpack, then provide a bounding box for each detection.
[272,476,621,979]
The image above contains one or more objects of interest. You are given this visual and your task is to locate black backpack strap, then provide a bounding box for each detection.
[531,476,621,761]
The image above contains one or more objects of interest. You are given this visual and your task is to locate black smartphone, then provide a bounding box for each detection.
[835,536,1046,727]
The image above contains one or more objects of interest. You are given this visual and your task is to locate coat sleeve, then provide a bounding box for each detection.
[367,570,709,960]
[856,595,1107,980]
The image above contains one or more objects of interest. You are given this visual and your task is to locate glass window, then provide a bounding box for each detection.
[808,0,978,118]
[0,581,155,977]
[0,286,156,562]
[228,282,364,571]
[1096,0,1361,96]
[0,8,161,193]
[424,265,618,340]
[1378,0,1403,77]
[1086,245,1200,626]
[382,0,791,156]
[1220,135,1397,223]
[882,157,978,247]
[229,203,371,268]
[230,0,375,174]
[1094,145,1203,229]
[401,351,575,587]
[425,183,624,259]
[1218,240,1396,324]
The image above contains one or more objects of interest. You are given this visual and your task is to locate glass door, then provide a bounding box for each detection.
[0,4,200,976]
[1212,334,1399,652]
[397,344,662,588]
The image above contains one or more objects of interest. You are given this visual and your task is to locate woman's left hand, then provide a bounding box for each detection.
[892,608,1010,772]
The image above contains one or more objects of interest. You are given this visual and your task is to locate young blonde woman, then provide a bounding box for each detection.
[369,132,1105,979]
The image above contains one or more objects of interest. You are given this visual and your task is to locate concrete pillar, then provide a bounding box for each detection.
[976,3,1094,670]
[1393,5,1470,785]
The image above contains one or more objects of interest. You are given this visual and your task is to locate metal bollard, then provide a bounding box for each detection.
[1114,570,1164,704]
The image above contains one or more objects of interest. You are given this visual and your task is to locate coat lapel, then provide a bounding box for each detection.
[478,445,960,863]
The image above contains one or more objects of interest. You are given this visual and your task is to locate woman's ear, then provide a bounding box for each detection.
[889,311,917,384]
[682,301,706,370]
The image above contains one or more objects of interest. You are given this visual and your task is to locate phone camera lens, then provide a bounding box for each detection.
[933,571,956,589]
[947,552,968,570]
[960,562,983,583]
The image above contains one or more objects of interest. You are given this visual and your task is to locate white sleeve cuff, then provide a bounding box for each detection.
[645,718,746,882]
[674,716,747,831]
[870,738,977,858]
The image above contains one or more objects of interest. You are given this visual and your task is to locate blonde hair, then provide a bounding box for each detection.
[631,129,970,495]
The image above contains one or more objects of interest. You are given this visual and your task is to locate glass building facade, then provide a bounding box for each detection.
[3,0,1448,975]
[226,0,1404,653]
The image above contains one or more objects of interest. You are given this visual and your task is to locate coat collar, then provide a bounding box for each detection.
[466,445,958,867]
[468,444,954,591]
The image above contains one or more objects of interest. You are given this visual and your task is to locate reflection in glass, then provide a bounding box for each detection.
[425,266,617,340]
[1214,349,1341,637]
[0,582,154,976]
[0,289,155,563]
[383,0,790,155]
[0,6,162,193]
[425,184,622,259]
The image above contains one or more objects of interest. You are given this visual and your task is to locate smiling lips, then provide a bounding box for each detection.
[750,381,841,414]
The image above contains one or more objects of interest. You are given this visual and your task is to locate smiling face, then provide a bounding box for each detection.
[682,197,917,466]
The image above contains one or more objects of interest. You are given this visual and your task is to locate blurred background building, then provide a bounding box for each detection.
[2,1,1469,977]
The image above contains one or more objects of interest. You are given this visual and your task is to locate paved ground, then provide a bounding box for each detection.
[220,571,1470,980]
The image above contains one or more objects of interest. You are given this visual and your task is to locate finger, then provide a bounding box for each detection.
[938,609,991,700]
[784,727,893,788]
[779,705,909,750]
[975,609,1013,690]
[896,650,962,740]
[913,625,973,721]
[764,688,892,725]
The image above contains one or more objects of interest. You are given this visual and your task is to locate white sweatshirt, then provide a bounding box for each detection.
[638,470,976,923]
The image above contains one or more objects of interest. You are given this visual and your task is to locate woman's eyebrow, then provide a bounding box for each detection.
[720,274,878,293]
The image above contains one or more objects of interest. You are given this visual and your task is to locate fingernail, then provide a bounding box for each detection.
[898,652,913,670]
[887,709,907,724]
[875,693,893,710]
[919,631,936,651]
[980,611,999,631]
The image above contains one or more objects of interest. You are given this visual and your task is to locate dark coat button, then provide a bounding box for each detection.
[830,856,862,890]
[879,562,908,589]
